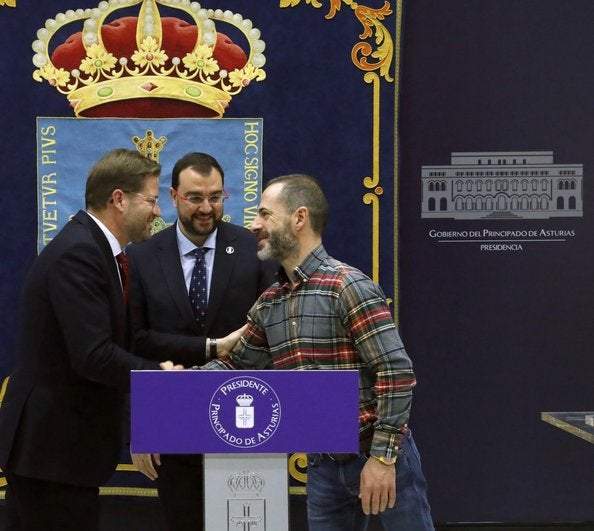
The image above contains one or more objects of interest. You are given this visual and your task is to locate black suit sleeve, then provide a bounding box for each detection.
[49,241,159,391]
[127,248,208,366]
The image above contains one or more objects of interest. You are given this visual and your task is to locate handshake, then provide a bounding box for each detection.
[157,323,247,371]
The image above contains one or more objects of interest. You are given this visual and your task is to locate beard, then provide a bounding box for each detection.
[178,210,222,241]
[257,223,299,262]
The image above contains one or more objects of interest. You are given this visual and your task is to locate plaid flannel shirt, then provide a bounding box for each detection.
[204,245,416,458]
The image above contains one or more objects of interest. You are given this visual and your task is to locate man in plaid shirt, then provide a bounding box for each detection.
[204,174,434,530]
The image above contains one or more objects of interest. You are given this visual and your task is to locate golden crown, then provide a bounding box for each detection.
[32,0,266,117]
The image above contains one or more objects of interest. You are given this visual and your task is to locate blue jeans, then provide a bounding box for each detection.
[306,430,434,531]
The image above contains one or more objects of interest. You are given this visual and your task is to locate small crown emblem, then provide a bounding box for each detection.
[133,130,167,161]
[228,471,264,495]
[32,0,266,117]
[236,393,253,407]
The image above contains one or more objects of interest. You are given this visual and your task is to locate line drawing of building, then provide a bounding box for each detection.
[421,151,583,219]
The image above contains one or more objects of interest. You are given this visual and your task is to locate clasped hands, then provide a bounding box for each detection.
[133,324,247,480]
[157,323,247,372]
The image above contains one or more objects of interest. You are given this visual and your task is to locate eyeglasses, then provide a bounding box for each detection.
[123,190,159,208]
[176,189,229,205]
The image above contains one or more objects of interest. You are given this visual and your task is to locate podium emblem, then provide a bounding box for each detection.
[236,393,255,428]
[228,500,265,530]
[227,470,266,529]
[209,376,282,449]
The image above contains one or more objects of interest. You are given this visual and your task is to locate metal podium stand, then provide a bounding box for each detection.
[131,370,359,531]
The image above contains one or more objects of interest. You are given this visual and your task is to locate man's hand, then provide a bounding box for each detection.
[359,456,397,515]
[216,324,248,358]
[159,360,184,370]
[131,453,161,481]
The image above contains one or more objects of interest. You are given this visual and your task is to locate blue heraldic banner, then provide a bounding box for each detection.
[37,118,263,251]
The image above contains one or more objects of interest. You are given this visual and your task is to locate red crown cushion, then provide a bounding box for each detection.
[52,17,248,118]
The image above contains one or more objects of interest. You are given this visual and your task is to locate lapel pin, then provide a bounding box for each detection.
[226,246,235,254]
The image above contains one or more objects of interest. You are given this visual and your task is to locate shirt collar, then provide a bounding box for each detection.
[86,211,122,257]
[175,221,218,256]
[279,244,328,284]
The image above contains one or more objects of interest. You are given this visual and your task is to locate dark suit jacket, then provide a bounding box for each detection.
[126,222,277,367]
[0,211,160,487]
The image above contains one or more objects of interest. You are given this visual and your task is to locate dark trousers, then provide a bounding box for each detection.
[156,454,204,531]
[5,472,100,531]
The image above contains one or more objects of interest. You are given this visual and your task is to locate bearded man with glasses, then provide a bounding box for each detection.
[126,152,277,531]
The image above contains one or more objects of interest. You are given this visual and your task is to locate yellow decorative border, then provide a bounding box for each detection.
[0,0,16,7]
[0,377,6,488]
[0,456,315,496]
[0,376,7,488]
[392,0,402,327]
[0,376,9,408]
[100,486,158,497]
[279,0,402,492]
[279,0,400,300]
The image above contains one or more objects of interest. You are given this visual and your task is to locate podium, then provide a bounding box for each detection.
[131,370,359,530]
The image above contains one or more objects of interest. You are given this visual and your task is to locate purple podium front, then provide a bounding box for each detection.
[131,370,359,530]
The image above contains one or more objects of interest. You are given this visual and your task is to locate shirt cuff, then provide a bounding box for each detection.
[369,425,407,459]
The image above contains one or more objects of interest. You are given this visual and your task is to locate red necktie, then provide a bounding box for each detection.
[116,252,129,302]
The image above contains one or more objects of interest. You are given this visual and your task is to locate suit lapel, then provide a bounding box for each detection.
[74,210,121,294]
[74,210,128,343]
[205,224,238,332]
[157,226,198,328]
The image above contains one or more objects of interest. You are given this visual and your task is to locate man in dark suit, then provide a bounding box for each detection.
[127,152,276,531]
[0,149,181,531]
